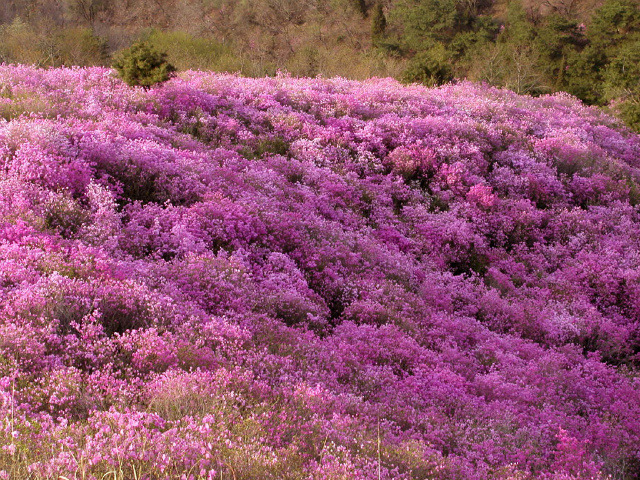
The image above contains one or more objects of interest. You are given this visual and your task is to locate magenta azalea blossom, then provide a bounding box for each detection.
[0,65,639,479]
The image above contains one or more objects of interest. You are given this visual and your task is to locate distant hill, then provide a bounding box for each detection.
[2,0,638,131]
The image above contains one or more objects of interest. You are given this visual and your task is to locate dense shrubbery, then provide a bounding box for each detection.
[0,65,639,478]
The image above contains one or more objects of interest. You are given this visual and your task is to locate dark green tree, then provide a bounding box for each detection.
[394,0,466,49]
[401,43,453,86]
[371,3,387,43]
[564,46,608,105]
[112,42,176,88]
[589,0,640,49]
[565,0,640,131]
[497,2,535,46]
[449,16,499,65]
[534,14,585,90]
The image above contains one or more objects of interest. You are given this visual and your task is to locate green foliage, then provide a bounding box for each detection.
[565,46,607,105]
[371,3,387,43]
[603,38,640,98]
[616,97,640,132]
[498,2,535,45]
[401,43,453,86]
[449,17,499,67]
[241,137,290,159]
[112,42,176,88]
[43,192,90,238]
[500,44,547,95]
[394,0,467,49]
[603,38,640,132]
[589,0,640,49]
[534,15,585,89]
[535,15,583,61]
[571,0,640,131]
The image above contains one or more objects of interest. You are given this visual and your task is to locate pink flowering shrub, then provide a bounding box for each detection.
[0,65,639,479]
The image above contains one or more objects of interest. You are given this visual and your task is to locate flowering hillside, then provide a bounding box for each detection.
[0,65,639,480]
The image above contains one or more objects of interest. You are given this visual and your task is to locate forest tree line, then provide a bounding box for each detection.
[0,0,639,130]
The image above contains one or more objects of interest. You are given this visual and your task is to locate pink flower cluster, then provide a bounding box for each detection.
[0,65,639,479]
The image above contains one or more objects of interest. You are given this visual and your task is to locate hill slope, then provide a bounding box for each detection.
[0,66,640,479]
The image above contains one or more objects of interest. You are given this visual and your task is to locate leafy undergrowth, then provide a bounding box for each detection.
[0,65,640,479]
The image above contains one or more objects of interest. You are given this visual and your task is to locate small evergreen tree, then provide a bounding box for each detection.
[112,42,176,88]
[371,3,387,43]
[401,44,453,86]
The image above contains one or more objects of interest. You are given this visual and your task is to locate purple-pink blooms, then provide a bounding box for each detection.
[0,65,639,479]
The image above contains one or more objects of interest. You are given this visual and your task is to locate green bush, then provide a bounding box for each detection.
[112,42,176,88]
[401,44,453,86]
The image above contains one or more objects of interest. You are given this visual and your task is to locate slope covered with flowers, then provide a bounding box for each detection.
[0,65,640,479]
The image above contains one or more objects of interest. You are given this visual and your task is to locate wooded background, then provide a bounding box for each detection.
[0,0,639,129]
